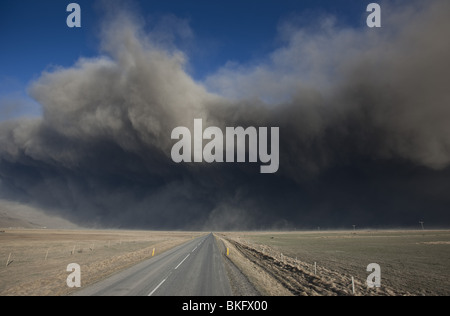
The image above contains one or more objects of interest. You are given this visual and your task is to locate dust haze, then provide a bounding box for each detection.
[1,0,450,230]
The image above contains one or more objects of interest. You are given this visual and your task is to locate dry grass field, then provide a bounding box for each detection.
[0,229,203,296]
[218,230,450,296]
[2,228,448,296]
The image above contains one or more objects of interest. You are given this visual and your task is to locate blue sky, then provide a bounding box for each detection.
[0,0,371,119]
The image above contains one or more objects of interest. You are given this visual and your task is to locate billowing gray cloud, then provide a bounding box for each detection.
[1,0,450,230]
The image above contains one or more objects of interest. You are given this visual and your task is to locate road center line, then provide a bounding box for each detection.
[148,278,167,296]
[175,253,190,270]
[192,246,197,252]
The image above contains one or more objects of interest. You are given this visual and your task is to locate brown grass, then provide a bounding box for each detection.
[216,234,291,296]
[218,230,450,296]
[0,229,203,296]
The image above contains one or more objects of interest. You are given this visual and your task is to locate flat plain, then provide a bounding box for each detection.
[219,230,450,296]
[0,229,202,296]
[1,228,449,296]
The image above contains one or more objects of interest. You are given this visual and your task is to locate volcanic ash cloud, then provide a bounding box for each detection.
[1,0,450,229]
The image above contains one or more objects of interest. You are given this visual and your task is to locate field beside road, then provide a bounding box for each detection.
[0,229,202,296]
[217,230,450,296]
[2,228,449,296]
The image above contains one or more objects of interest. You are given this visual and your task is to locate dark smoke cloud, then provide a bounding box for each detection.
[1,0,450,229]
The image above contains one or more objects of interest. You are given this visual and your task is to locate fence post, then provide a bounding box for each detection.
[352,276,355,294]
[6,253,11,267]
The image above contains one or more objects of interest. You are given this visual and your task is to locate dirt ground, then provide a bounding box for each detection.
[217,230,450,296]
[0,229,203,296]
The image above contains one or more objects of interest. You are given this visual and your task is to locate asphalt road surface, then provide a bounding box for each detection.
[72,233,232,296]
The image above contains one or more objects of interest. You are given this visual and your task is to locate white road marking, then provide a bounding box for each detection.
[148,278,167,296]
[192,246,197,252]
[175,254,190,270]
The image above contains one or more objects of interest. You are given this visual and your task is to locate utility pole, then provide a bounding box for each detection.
[419,221,424,230]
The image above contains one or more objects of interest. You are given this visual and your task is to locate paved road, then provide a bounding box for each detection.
[72,233,232,296]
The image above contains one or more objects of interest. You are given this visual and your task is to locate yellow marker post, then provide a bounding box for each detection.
[227,248,229,256]
[152,248,155,256]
